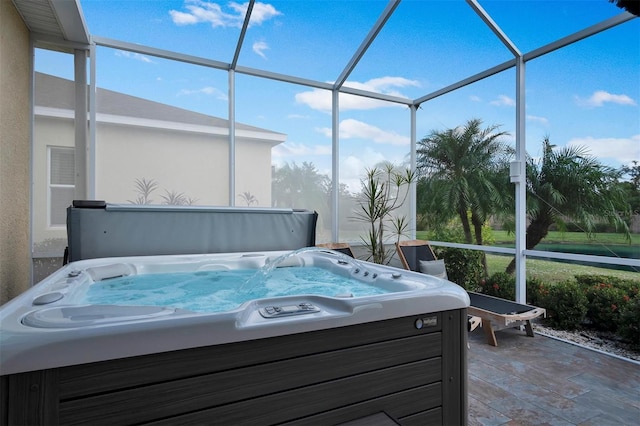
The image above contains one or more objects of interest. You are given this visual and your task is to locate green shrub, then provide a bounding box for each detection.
[526,277,547,307]
[617,279,640,300]
[539,280,588,330]
[564,223,618,233]
[477,274,549,306]
[434,247,484,291]
[477,272,515,300]
[618,297,640,349]
[583,283,630,332]
[574,274,616,288]
[422,215,495,246]
[574,274,640,297]
[574,274,639,332]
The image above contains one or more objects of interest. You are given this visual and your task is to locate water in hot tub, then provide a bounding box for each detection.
[84,266,389,313]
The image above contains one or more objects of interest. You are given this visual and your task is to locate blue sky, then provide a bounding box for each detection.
[37,0,639,192]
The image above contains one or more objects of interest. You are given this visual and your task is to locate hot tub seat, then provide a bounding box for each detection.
[395,240,546,346]
[467,292,546,346]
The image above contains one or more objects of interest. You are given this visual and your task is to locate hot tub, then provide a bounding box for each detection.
[1,248,469,425]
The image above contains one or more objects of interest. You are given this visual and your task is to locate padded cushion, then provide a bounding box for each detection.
[419,259,448,279]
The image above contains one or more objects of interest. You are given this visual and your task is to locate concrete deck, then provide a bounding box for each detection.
[468,326,640,425]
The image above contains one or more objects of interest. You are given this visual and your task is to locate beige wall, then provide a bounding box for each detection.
[95,124,231,205]
[95,125,276,207]
[236,139,274,207]
[32,114,278,256]
[32,115,75,252]
[0,1,31,305]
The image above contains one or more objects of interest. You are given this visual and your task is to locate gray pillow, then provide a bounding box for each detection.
[419,259,448,280]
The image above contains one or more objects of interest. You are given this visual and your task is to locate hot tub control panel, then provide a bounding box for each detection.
[259,303,320,318]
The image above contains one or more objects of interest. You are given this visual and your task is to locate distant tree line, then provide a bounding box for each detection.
[269,119,637,275]
[416,118,632,275]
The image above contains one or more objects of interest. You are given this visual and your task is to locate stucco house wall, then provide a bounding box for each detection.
[95,123,230,205]
[236,138,276,207]
[97,125,276,208]
[31,73,285,264]
[0,1,31,305]
[32,115,75,253]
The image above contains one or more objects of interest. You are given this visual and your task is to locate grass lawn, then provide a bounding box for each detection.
[415,230,639,283]
[486,254,639,283]
[489,230,640,245]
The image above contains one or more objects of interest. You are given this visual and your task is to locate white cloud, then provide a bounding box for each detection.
[527,115,549,125]
[272,139,407,192]
[575,90,637,108]
[566,134,640,164]
[342,119,409,146]
[316,127,332,138]
[296,89,391,111]
[177,86,227,100]
[170,1,230,26]
[489,95,515,107]
[295,76,419,112]
[230,1,282,26]
[168,10,199,25]
[316,119,409,146]
[294,89,331,111]
[169,1,281,28]
[341,149,388,192]
[469,95,482,102]
[348,76,421,95]
[252,41,269,59]
[115,50,153,63]
[343,93,400,110]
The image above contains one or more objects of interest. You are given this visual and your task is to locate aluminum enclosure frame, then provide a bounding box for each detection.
[23,0,639,300]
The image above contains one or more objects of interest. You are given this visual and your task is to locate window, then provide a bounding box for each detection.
[48,146,75,227]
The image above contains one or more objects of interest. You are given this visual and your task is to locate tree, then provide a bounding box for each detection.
[353,163,415,264]
[621,161,640,188]
[127,177,159,204]
[238,191,258,206]
[160,189,197,206]
[609,0,640,16]
[271,162,330,208]
[271,161,358,240]
[505,137,631,273]
[620,161,640,214]
[272,161,332,233]
[620,161,640,216]
[416,118,511,248]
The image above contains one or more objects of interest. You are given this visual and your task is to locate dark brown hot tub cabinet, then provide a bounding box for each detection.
[0,309,468,426]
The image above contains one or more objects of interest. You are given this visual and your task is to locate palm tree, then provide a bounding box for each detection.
[271,162,330,208]
[609,0,640,16]
[272,161,332,230]
[620,161,640,215]
[416,118,511,246]
[504,137,631,273]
